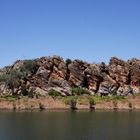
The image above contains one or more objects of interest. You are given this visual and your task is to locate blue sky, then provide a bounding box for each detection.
[0,0,140,67]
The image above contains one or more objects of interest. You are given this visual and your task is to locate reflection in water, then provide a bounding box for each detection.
[0,111,140,140]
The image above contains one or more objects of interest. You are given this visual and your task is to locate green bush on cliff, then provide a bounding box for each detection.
[72,87,90,96]
[20,60,39,77]
[65,58,72,80]
[0,70,22,95]
[0,60,39,96]
[65,58,72,67]
[20,85,34,98]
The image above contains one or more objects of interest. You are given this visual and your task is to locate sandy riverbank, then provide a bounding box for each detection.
[0,95,140,111]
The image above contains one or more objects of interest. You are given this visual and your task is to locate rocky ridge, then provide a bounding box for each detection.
[0,56,140,97]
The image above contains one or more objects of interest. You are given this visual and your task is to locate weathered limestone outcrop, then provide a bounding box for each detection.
[0,55,140,97]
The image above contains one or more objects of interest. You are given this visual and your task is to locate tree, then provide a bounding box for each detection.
[0,60,39,96]
[20,60,39,78]
[65,58,72,67]
[65,58,72,80]
[70,98,77,110]
[0,70,22,95]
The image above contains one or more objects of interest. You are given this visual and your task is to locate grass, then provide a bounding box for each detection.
[0,92,137,109]
[59,95,90,106]
[77,96,89,105]
[57,94,129,106]
[4,96,17,102]
[71,87,91,96]
[58,96,78,105]
[93,95,127,103]
[89,97,96,105]
[48,89,60,98]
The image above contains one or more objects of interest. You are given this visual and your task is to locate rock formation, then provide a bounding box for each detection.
[0,55,140,97]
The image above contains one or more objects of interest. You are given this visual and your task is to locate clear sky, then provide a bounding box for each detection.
[0,0,140,67]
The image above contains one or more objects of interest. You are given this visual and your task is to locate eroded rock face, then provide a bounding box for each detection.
[33,56,68,95]
[129,58,140,86]
[0,83,12,96]
[109,57,130,85]
[68,60,88,86]
[37,57,53,80]
[12,60,24,70]
[99,74,119,95]
[0,55,140,97]
[84,65,103,92]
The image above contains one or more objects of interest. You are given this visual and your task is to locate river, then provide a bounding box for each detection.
[0,110,140,140]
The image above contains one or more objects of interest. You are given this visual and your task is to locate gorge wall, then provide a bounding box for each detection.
[0,56,140,97]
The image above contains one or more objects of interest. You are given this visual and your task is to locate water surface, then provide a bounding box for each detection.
[0,110,140,140]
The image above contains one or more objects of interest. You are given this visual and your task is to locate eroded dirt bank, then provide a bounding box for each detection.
[0,95,140,111]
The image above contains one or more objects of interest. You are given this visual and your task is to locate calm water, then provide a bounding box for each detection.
[0,110,140,140]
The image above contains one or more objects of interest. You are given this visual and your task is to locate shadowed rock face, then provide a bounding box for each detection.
[0,55,140,97]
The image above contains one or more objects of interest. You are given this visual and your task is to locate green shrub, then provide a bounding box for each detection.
[65,58,72,67]
[20,60,39,77]
[113,95,126,100]
[72,87,90,96]
[65,58,72,80]
[0,70,22,95]
[77,96,89,105]
[71,98,77,110]
[48,89,60,98]
[89,97,96,109]
[61,96,74,105]
[5,96,17,101]
[89,97,96,106]
[0,60,39,96]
